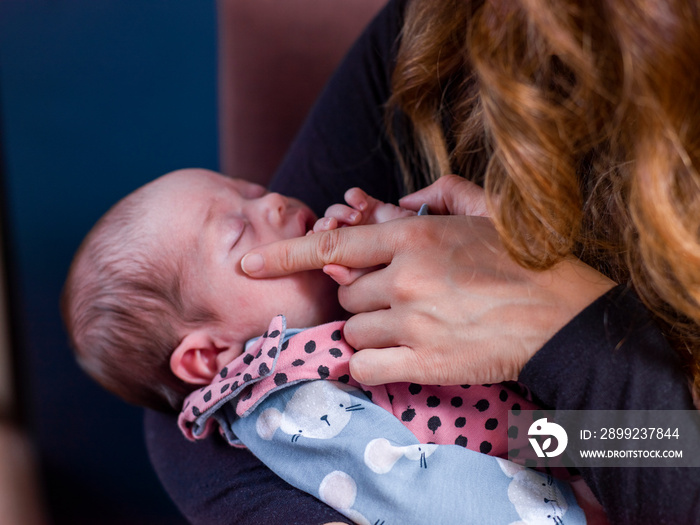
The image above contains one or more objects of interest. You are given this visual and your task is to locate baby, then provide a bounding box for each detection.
[62,167,530,451]
[62,168,598,524]
[62,168,347,412]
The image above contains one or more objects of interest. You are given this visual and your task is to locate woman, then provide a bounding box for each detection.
[146,0,700,523]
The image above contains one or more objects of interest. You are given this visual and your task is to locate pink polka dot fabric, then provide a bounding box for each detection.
[178,316,538,459]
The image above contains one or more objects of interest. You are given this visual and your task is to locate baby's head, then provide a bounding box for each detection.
[62,168,341,412]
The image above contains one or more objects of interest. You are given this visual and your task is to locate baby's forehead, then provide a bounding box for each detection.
[154,169,265,196]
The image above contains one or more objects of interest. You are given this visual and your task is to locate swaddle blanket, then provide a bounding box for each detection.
[179,315,536,456]
[177,316,585,525]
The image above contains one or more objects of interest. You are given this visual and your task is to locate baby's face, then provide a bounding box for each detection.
[144,169,342,352]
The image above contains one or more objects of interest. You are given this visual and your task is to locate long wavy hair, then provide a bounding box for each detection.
[388,0,700,393]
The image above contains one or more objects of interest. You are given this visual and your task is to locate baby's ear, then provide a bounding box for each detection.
[170,330,224,385]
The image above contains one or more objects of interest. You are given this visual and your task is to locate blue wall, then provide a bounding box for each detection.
[0,1,219,521]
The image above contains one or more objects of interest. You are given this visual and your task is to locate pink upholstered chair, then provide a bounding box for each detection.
[216,0,385,186]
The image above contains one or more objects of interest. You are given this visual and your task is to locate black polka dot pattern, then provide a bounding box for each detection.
[408,383,422,395]
[331,330,342,341]
[318,365,329,379]
[427,416,442,433]
[274,373,287,386]
[474,399,490,412]
[329,348,343,358]
[427,396,440,408]
[304,340,316,354]
[401,408,416,422]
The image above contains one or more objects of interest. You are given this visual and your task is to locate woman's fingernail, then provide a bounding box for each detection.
[241,253,264,274]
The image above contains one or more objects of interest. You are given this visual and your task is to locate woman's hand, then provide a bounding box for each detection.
[399,174,490,217]
[241,177,615,386]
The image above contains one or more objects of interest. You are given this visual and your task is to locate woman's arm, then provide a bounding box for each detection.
[519,285,700,524]
[145,409,353,525]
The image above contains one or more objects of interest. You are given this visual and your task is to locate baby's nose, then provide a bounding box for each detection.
[259,192,288,225]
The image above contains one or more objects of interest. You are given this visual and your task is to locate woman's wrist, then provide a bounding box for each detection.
[529,257,617,348]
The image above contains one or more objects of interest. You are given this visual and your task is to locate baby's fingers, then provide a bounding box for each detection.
[311,216,339,234]
[323,203,362,227]
[343,187,371,212]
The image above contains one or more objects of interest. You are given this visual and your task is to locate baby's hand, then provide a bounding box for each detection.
[312,187,415,233]
[309,188,416,286]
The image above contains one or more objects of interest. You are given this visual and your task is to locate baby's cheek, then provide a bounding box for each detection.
[281,271,341,327]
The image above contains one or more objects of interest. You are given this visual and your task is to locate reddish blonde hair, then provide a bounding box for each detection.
[389,0,700,391]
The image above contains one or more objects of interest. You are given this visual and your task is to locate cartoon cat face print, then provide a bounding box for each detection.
[364,438,438,474]
[495,457,568,525]
[256,381,364,441]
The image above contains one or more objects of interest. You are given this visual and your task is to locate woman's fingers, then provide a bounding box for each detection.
[335,268,393,313]
[322,263,382,289]
[241,220,413,277]
[400,174,489,217]
[349,346,416,386]
[347,341,484,387]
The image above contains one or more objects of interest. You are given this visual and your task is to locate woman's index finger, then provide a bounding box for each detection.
[240,223,397,277]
